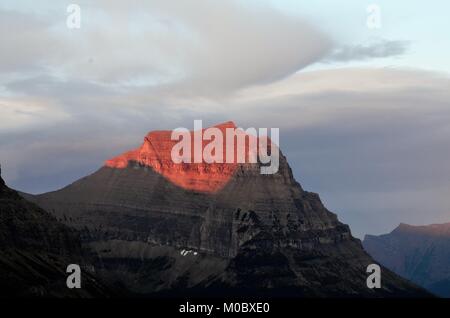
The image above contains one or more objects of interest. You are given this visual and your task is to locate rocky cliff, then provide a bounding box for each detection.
[364,223,450,297]
[25,122,430,297]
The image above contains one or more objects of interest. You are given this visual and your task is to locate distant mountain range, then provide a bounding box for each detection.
[2,122,431,297]
[364,223,450,297]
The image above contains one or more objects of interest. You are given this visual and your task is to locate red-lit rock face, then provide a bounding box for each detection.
[105,121,260,193]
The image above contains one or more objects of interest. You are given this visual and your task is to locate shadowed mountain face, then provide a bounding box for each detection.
[364,223,450,297]
[24,123,430,297]
[0,169,110,297]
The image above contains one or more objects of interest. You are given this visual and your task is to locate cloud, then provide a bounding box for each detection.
[324,39,409,63]
[0,1,331,96]
[161,1,332,93]
[0,96,70,133]
[0,0,333,146]
[0,9,66,73]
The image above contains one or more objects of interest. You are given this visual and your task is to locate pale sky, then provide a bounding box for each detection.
[270,0,450,73]
[0,1,449,238]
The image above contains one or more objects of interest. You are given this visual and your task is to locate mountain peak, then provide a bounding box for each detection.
[214,121,237,129]
[105,121,253,193]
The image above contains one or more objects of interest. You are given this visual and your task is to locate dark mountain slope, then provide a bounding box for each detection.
[0,168,110,297]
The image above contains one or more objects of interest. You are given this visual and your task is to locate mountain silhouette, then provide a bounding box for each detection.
[0,166,110,297]
[23,122,430,297]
